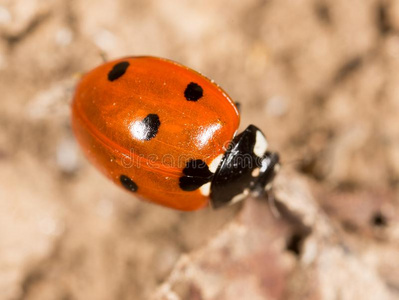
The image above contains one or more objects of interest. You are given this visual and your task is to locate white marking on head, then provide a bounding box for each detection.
[254,131,268,157]
[200,182,211,197]
[209,154,224,173]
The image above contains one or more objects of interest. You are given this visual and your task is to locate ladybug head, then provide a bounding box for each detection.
[210,125,280,208]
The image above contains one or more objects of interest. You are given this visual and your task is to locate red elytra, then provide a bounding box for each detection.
[71,56,240,211]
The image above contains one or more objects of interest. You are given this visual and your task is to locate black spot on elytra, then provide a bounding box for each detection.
[179,176,210,191]
[183,159,213,178]
[108,61,130,81]
[179,159,213,191]
[140,114,160,141]
[120,175,138,192]
[184,82,203,101]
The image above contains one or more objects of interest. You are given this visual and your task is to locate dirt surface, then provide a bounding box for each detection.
[1,0,399,299]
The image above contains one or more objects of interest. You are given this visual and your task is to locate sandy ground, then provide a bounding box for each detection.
[1,0,399,299]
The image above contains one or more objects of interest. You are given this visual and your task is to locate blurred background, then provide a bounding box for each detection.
[1,0,399,299]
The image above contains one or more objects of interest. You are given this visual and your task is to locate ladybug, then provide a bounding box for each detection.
[71,56,279,211]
